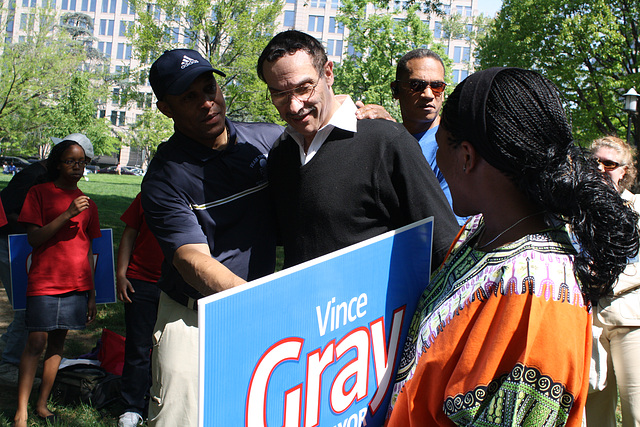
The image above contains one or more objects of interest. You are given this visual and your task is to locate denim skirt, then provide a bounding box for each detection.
[25,291,88,331]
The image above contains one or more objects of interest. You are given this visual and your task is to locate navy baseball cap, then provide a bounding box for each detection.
[149,49,226,100]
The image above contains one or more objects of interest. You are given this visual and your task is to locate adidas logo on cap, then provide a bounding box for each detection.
[180,55,200,69]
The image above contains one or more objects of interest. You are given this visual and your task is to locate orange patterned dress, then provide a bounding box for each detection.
[386,215,591,426]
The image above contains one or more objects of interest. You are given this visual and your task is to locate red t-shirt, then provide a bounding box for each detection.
[19,182,101,296]
[120,193,163,282]
[0,198,7,227]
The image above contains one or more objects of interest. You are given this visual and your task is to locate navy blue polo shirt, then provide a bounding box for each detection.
[141,119,283,303]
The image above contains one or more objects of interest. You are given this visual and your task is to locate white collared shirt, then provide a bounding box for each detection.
[284,96,359,165]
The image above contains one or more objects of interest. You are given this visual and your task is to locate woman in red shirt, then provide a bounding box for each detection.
[13,140,101,427]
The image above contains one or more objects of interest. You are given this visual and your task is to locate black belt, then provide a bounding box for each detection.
[166,291,199,311]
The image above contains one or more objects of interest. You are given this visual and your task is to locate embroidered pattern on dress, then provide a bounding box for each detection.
[394,218,585,386]
[443,363,575,426]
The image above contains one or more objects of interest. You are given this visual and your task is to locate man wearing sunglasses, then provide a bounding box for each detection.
[258,30,459,272]
[358,49,466,225]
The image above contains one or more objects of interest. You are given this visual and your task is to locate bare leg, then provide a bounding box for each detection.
[35,329,67,418]
[14,331,48,426]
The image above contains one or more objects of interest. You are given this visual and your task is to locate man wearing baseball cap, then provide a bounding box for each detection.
[141,49,282,426]
[0,133,93,388]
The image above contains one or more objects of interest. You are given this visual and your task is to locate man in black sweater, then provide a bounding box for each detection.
[257,30,459,271]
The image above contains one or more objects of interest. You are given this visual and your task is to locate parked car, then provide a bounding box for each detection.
[97,165,144,176]
[85,165,101,174]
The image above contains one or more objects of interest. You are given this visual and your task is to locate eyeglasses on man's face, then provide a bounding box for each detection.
[597,158,623,172]
[268,81,320,107]
[396,79,447,97]
[62,159,88,167]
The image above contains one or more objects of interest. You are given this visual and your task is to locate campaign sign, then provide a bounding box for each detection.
[9,229,116,310]
[198,218,434,427]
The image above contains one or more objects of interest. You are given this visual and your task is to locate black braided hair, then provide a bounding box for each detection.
[441,68,639,304]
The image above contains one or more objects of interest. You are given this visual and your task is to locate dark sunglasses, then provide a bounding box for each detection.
[597,158,623,171]
[396,79,447,96]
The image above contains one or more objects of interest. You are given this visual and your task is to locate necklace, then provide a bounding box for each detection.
[476,211,545,250]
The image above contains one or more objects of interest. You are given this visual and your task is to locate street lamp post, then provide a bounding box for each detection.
[623,88,639,147]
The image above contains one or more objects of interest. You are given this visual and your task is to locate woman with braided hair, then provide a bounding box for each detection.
[385,68,639,426]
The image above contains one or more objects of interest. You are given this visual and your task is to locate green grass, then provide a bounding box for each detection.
[0,173,141,426]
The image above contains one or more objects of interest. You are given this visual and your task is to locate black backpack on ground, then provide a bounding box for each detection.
[51,364,121,409]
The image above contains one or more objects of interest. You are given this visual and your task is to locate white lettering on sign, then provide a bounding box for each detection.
[316,294,368,337]
[245,306,406,427]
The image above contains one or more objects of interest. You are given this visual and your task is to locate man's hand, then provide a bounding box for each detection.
[355,101,396,122]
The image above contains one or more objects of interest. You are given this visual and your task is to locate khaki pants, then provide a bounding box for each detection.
[149,292,199,427]
[586,288,640,427]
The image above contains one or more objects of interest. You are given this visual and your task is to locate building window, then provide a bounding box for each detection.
[453,46,461,63]
[326,39,342,56]
[121,0,133,14]
[433,21,441,39]
[454,46,470,63]
[98,41,112,57]
[119,20,131,36]
[146,3,160,20]
[462,47,470,62]
[98,109,106,118]
[347,43,362,58]
[19,13,27,30]
[6,18,13,32]
[330,0,340,8]
[307,15,323,32]
[393,0,407,12]
[101,0,115,13]
[465,23,473,36]
[99,19,114,35]
[286,0,295,3]
[119,111,126,126]
[171,27,179,43]
[328,17,343,34]
[110,110,118,125]
[309,0,325,7]
[137,92,153,108]
[452,69,469,83]
[283,10,294,27]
